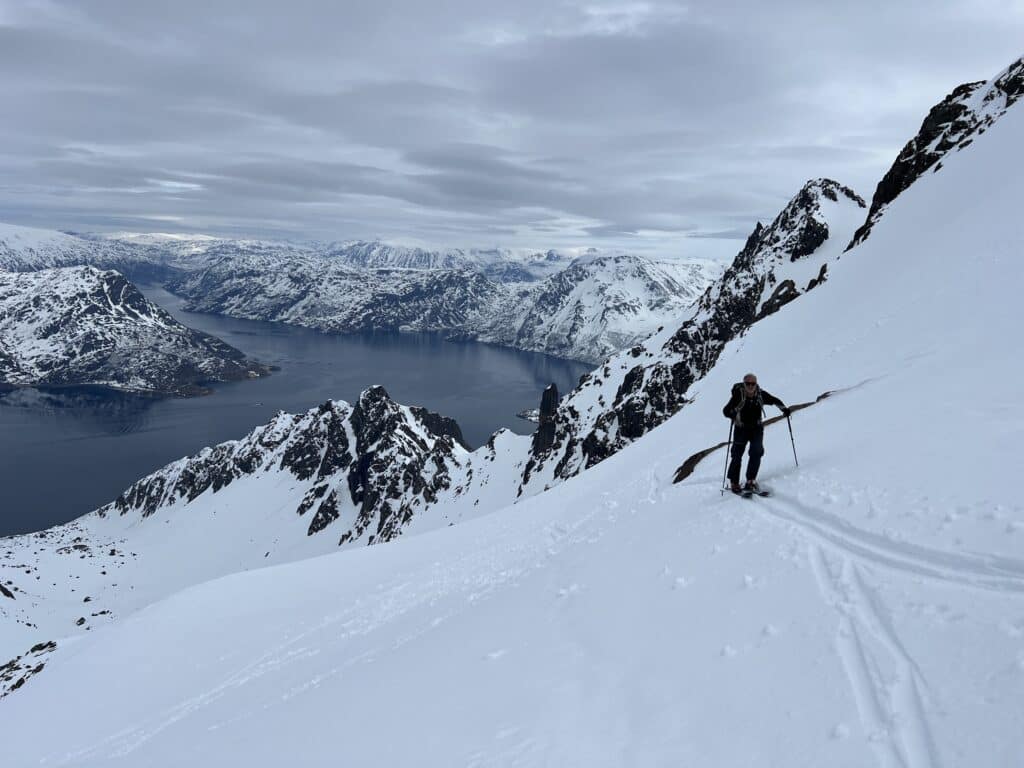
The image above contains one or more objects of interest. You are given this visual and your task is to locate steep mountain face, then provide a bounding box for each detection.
[0,266,270,395]
[474,255,718,363]
[169,252,717,363]
[519,179,865,489]
[849,55,1024,247]
[100,386,469,546]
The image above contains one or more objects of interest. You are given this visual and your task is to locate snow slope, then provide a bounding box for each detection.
[0,266,270,395]
[2,58,1024,766]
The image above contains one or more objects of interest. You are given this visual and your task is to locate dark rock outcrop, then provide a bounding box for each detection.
[849,57,1024,248]
[97,386,468,547]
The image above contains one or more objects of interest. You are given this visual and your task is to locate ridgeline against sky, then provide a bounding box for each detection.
[1,0,1022,257]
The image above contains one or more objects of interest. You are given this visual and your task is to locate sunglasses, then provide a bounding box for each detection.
[743,382,757,386]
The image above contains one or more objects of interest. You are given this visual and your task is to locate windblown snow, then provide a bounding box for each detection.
[1,55,1023,768]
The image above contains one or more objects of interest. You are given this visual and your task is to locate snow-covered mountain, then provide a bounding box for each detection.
[102,386,470,546]
[0,222,174,282]
[4,223,718,363]
[3,55,1023,767]
[0,266,270,395]
[167,255,505,333]
[473,254,716,363]
[320,240,575,281]
[168,252,719,363]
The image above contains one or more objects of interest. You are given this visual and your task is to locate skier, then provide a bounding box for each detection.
[723,373,790,495]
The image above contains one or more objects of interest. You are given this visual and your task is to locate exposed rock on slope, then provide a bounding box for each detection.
[849,56,1024,248]
[0,266,270,395]
[100,386,469,545]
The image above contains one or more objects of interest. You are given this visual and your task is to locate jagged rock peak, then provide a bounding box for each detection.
[96,386,469,545]
[848,55,1024,249]
[734,179,865,272]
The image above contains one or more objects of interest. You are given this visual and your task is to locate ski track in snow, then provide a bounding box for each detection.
[808,546,941,768]
[51,507,609,765]
[753,488,1024,768]
[761,492,1024,594]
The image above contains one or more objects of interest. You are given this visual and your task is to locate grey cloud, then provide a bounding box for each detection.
[0,1,1022,254]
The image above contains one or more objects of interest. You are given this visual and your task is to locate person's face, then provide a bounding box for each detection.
[743,378,757,392]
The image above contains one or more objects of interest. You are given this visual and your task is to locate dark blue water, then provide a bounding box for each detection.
[0,285,592,536]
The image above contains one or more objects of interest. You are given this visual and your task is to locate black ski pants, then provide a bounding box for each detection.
[728,424,764,484]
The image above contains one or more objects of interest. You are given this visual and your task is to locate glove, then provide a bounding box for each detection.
[733,415,743,428]
[781,406,791,417]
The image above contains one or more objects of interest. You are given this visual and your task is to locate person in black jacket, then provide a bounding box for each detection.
[722,373,790,494]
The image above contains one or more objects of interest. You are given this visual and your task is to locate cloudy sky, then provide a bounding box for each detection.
[1,1,1022,258]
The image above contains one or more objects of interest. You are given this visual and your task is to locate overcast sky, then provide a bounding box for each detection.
[1,1,1022,258]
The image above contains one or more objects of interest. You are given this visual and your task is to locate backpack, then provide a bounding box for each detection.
[732,382,765,422]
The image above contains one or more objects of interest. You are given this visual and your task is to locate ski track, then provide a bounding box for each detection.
[761,492,1024,594]
[50,506,609,765]
[756,486,1024,768]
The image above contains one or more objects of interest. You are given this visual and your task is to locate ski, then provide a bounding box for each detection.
[729,487,770,498]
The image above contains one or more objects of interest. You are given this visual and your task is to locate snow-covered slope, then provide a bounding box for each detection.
[169,252,718,364]
[0,266,270,395]
[2,77,1023,763]
[0,222,172,281]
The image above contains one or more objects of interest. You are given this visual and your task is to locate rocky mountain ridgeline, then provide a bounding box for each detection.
[99,385,471,546]
[849,55,1024,248]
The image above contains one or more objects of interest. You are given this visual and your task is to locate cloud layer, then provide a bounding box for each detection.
[1,0,1022,257]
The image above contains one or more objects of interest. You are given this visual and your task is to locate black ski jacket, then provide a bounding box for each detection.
[722,384,786,428]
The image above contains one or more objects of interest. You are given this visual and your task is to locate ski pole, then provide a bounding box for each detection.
[786,414,799,468]
[721,421,734,494]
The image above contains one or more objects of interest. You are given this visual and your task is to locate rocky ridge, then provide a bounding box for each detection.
[99,386,470,546]
[849,55,1024,247]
